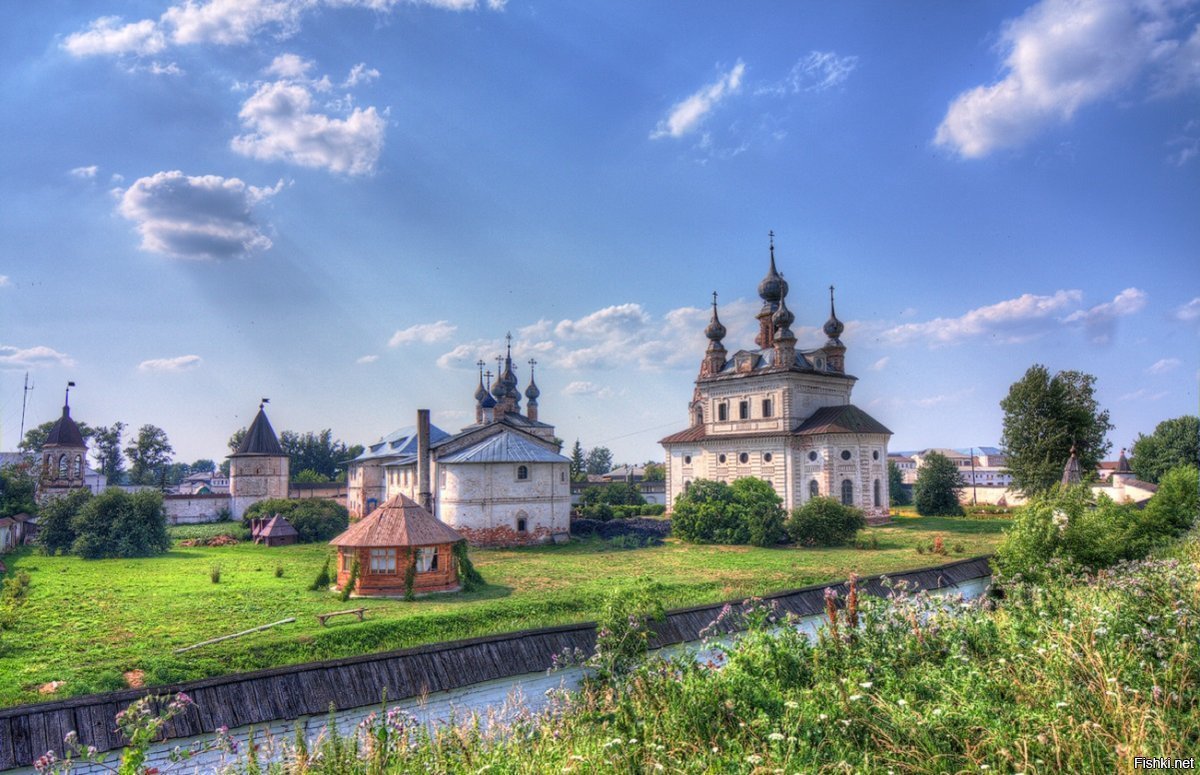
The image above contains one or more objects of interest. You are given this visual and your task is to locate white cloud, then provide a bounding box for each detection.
[0,345,76,369]
[758,51,858,95]
[344,62,380,87]
[934,0,1200,158]
[1063,287,1147,343]
[1175,297,1200,322]
[70,165,99,179]
[651,61,746,140]
[64,0,503,58]
[1119,388,1168,402]
[0,275,10,288]
[356,354,379,364]
[562,381,614,399]
[883,290,1083,346]
[116,170,283,260]
[231,79,385,174]
[388,321,457,347]
[871,356,889,371]
[264,53,314,79]
[138,354,202,372]
[63,16,166,56]
[1147,357,1180,374]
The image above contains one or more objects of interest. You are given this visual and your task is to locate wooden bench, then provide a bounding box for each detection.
[316,608,367,626]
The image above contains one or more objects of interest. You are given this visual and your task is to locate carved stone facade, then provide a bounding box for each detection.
[661,237,892,521]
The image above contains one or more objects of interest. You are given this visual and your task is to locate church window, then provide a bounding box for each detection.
[738,452,749,464]
[58,454,68,478]
[840,450,852,461]
[738,401,749,420]
[370,548,397,574]
[516,465,529,481]
[872,450,880,461]
[74,454,83,478]
[841,479,854,506]
[873,479,881,507]
[808,451,818,462]
[809,480,819,498]
[683,455,692,465]
[762,398,773,417]
[694,408,703,425]
[684,480,692,492]
[516,516,528,533]
[763,452,773,463]
[718,454,727,464]
[717,403,728,422]
[43,455,50,475]
[561,471,566,482]
[416,547,438,572]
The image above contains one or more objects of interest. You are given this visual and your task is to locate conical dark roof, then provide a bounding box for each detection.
[232,407,285,456]
[1062,446,1082,486]
[45,405,86,448]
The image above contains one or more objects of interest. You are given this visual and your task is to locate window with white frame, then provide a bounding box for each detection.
[416,547,438,573]
[370,548,397,574]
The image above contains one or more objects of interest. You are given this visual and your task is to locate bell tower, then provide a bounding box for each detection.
[38,381,89,503]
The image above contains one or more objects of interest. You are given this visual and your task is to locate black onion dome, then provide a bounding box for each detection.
[474,376,489,402]
[757,239,788,303]
[525,380,540,401]
[824,286,845,339]
[773,295,795,330]
[705,301,727,341]
[45,404,86,447]
[481,392,497,409]
[490,371,508,399]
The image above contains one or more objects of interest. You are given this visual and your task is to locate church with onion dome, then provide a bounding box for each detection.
[660,235,893,523]
[345,336,572,546]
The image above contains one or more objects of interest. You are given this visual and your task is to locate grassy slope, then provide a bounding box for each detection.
[0,515,1006,708]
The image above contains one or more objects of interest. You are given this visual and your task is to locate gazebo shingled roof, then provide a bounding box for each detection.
[258,514,298,538]
[331,494,464,548]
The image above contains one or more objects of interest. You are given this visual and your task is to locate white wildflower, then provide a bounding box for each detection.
[768,732,785,741]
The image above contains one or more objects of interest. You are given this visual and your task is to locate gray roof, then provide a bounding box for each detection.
[355,423,451,462]
[439,430,570,464]
[231,407,284,457]
[45,405,86,448]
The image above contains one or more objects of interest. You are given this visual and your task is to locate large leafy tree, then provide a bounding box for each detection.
[642,462,666,482]
[1131,416,1200,484]
[37,489,92,555]
[1000,365,1113,495]
[0,463,38,518]
[887,460,910,506]
[585,446,614,476]
[190,458,216,473]
[914,451,964,516]
[280,429,354,481]
[125,424,174,486]
[91,422,126,484]
[19,419,94,452]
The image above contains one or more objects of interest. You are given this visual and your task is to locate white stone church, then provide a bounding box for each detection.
[660,236,892,522]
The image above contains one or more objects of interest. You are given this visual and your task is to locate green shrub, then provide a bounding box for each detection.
[732,477,787,547]
[671,478,784,546]
[640,503,666,516]
[1141,464,1199,537]
[68,489,171,559]
[309,557,331,591]
[581,503,615,521]
[341,557,359,602]
[578,483,646,507]
[453,541,484,592]
[913,451,965,516]
[37,488,92,555]
[785,497,865,546]
[209,563,221,584]
[243,498,349,543]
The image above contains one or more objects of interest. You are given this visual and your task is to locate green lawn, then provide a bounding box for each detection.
[0,515,1007,708]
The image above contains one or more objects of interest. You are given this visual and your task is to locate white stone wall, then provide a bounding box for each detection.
[163,495,230,524]
[438,461,570,540]
[229,455,290,520]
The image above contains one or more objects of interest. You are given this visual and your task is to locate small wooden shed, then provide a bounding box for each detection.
[330,494,465,596]
[251,514,299,547]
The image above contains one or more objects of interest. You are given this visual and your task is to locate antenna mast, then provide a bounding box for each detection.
[19,372,34,443]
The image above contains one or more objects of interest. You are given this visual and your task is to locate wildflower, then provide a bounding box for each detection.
[769,732,785,741]
[849,694,863,701]
[896,698,908,706]
[746,754,763,765]
[784,701,799,709]
[859,681,873,689]
[712,746,720,754]
[1055,702,1067,708]
[819,714,828,721]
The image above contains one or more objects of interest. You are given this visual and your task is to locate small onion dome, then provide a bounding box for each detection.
[525,379,540,402]
[705,297,727,341]
[481,391,497,409]
[773,295,795,331]
[757,237,788,303]
[474,376,489,403]
[824,285,845,339]
[490,372,508,399]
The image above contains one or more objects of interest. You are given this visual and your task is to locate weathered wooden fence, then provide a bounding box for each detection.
[0,555,992,772]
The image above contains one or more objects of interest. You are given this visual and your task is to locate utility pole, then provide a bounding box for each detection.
[19,372,34,444]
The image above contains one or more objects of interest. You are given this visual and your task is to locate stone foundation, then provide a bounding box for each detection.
[453,525,567,547]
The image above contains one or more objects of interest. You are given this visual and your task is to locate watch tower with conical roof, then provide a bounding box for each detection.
[228,400,291,519]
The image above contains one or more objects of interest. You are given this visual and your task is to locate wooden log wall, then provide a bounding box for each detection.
[0,555,991,771]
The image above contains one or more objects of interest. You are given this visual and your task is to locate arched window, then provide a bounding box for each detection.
[74,454,83,479]
[43,455,51,475]
[809,479,819,498]
[516,465,529,481]
[873,479,881,507]
[58,454,68,479]
[684,480,692,492]
[841,479,854,506]
[694,407,703,425]
[516,511,528,533]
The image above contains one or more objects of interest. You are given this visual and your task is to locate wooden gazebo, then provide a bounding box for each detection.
[330,494,465,596]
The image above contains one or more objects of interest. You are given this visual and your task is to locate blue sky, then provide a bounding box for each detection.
[1,0,1197,467]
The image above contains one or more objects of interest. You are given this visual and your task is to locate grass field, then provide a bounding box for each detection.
[0,514,1007,709]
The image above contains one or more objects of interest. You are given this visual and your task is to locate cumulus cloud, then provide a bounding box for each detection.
[388,321,457,347]
[882,290,1083,346]
[344,62,380,87]
[116,170,283,260]
[871,356,889,371]
[138,354,202,372]
[231,79,385,174]
[1147,357,1180,374]
[356,354,379,364]
[0,345,76,369]
[1175,297,1200,322]
[935,0,1200,158]
[562,381,614,398]
[70,165,99,179]
[64,0,503,58]
[1063,287,1147,343]
[264,52,314,79]
[757,51,858,95]
[651,60,746,139]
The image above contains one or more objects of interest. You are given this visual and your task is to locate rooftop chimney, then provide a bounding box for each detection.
[417,409,433,512]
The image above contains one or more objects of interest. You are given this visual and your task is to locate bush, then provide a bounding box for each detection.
[785,497,865,546]
[37,489,93,555]
[670,478,785,546]
[210,563,221,584]
[914,452,965,516]
[732,477,787,547]
[640,503,666,516]
[309,557,331,591]
[1141,464,1199,537]
[581,502,615,521]
[578,483,646,507]
[243,498,349,543]
[66,489,171,559]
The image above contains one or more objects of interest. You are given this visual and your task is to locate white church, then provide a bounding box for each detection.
[346,341,572,546]
[660,236,893,523]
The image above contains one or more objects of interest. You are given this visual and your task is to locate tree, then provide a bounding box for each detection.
[569,440,586,481]
[280,429,353,481]
[91,423,126,484]
[785,497,865,546]
[294,469,331,483]
[37,489,93,555]
[579,482,645,507]
[70,489,171,559]
[914,451,964,516]
[585,446,614,476]
[671,477,784,546]
[227,427,247,453]
[0,462,38,518]
[642,462,666,482]
[19,419,94,453]
[243,498,349,543]
[189,459,217,473]
[730,477,787,547]
[1000,365,1113,495]
[1131,416,1200,484]
[887,460,910,506]
[163,462,191,486]
[1141,464,1199,538]
[125,424,174,486]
